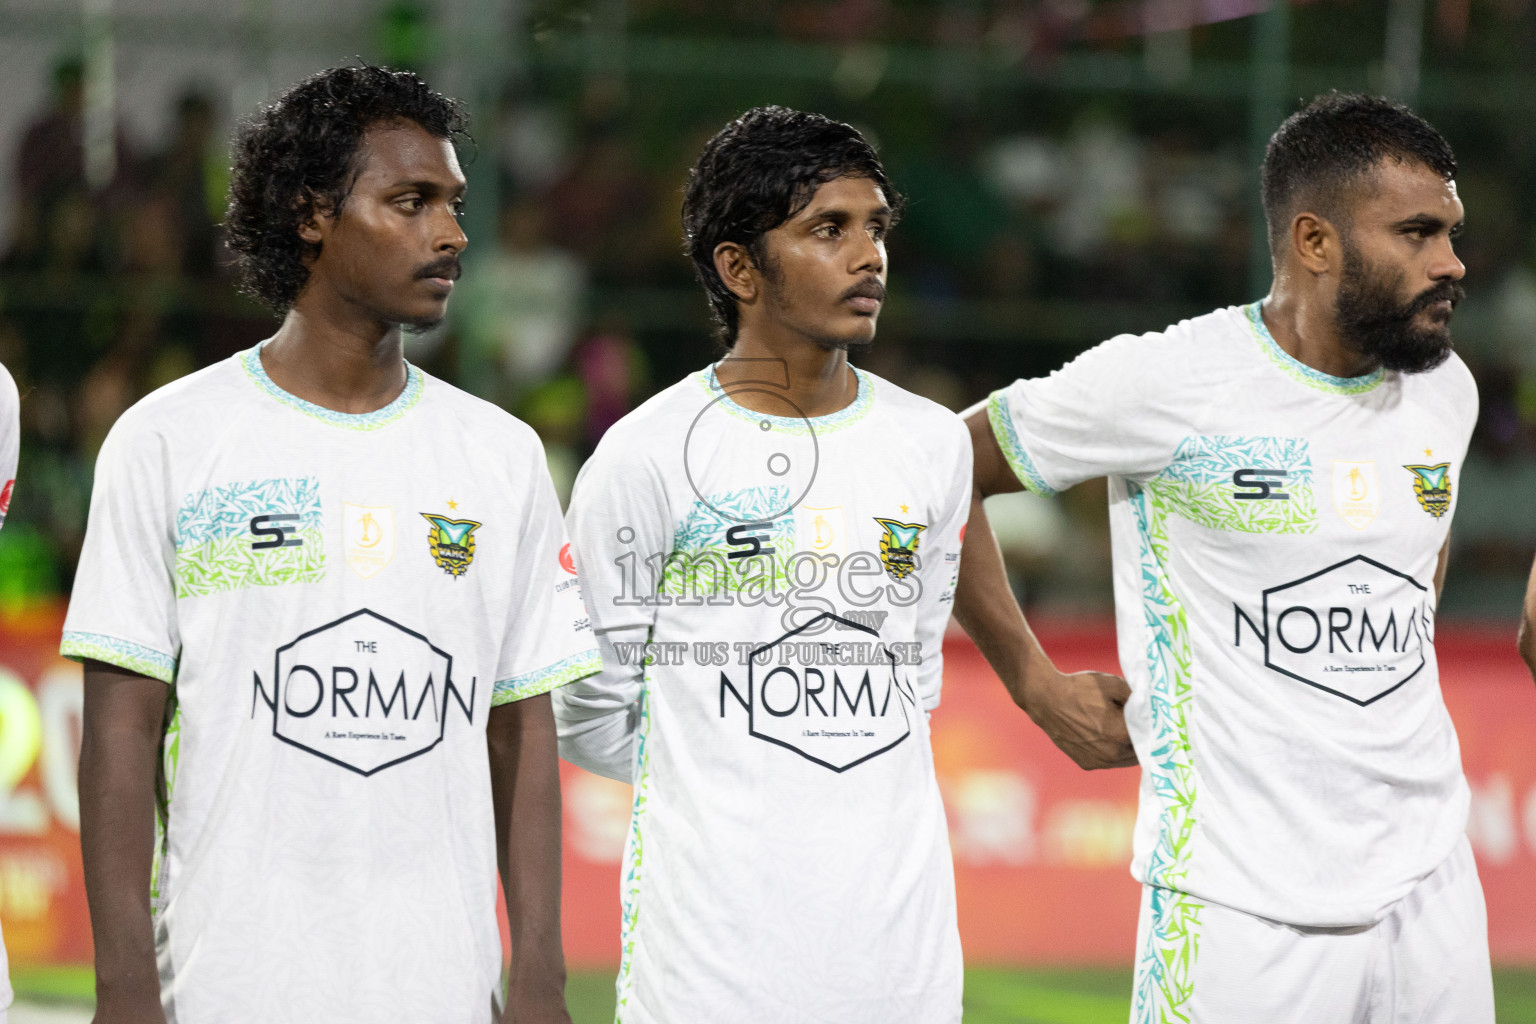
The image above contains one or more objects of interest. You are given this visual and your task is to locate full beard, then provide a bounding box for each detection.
[1334,246,1464,374]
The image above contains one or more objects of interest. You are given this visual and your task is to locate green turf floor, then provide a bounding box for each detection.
[17,966,1536,1022]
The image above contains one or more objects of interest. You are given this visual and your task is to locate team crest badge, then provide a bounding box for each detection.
[421,513,482,577]
[344,503,395,579]
[1331,461,1378,530]
[1403,463,1452,518]
[873,517,926,580]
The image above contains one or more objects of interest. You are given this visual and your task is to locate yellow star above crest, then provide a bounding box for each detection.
[447,499,458,510]
[1424,449,1433,458]
[899,503,910,515]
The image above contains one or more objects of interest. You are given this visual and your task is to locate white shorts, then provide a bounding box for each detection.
[1129,836,1493,1024]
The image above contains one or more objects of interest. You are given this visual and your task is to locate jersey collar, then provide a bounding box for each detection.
[240,342,425,430]
[1242,303,1385,396]
[694,363,875,436]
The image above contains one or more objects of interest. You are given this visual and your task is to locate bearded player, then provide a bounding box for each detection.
[960,93,1492,1022]
[65,65,595,1023]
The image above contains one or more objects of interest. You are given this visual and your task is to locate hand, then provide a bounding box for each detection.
[1018,666,1137,770]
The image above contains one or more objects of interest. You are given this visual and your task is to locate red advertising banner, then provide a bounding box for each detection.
[3,612,1534,971]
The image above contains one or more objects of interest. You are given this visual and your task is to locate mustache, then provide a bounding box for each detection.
[415,256,462,281]
[840,278,886,303]
[1405,279,1466,316]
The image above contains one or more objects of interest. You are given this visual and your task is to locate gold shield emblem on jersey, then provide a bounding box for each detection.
[1331,460,1378,530]
[1404,463,1452,518]
[422,513,481,578]
[874,517,926,580]
[794,505,846,560]
[344,503,395,579]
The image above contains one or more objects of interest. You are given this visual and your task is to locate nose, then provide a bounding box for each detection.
[436,204,467,256]
[1429,234,1464,282]
[851,228,884,276]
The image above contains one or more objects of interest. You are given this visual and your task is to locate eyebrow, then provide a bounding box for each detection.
[801,203,893,223]
[387,178,467,196]
[1392,213,1461,232]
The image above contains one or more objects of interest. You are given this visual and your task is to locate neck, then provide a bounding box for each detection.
[1261,273,1378,379]
[716,329,856,419]
[261,294,409,414]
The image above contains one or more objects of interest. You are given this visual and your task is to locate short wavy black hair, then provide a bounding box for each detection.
[682,106,904,347]
[1261,92,1456,260]
[226,64,469,312]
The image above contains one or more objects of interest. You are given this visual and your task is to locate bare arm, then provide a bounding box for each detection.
[79,660,170,1024]
[489,693,573,1024]
[953,405,1136,770]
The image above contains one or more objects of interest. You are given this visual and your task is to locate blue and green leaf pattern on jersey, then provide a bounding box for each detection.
[615,686,652,1022]
[492,649,602,706]
[662,487,795,598]
[151,696,182,913]
[240,345,424,430]
[1134,885,1203,1024]
[1152,435,1316,535]
[60,632,177,683]
[986,389,1058,496]
[693,366,874,436]
[1128,479,1201,1020]
[1129,481,1197,892]
[174,477,325,597]
[1243,303,1384,396]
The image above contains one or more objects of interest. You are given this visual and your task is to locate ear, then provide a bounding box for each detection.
[1289,211,1339,277]
[296,191,332,247]
[714,241,759,304]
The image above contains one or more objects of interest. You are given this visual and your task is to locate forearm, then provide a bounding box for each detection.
[490,695,569,1015]
[951,491,1137,770]
[951,490,1050,713]
[79,663,169,1012]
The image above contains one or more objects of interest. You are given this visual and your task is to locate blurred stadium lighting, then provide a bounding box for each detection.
[1384,0,1426,102]
[81,0,114,190]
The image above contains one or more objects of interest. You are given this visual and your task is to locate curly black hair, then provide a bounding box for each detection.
[225,64,470,313]
[1261,92,1456,259]
[681,106,904,347]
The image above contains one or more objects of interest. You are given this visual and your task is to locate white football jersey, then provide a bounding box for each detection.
[555,364,968,1024]
[989,303,1477,928]
[63,345,599,1024]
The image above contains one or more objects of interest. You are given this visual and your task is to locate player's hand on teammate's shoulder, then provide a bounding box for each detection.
[1019,664,1138,770]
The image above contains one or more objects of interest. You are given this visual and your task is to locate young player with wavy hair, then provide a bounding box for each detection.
[67,65,595,1024]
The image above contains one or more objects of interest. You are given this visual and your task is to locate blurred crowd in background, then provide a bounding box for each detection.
[5,0,1536,619]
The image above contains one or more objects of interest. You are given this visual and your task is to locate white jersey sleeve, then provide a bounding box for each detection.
[912,416,972,711]
[0,361,17,531]
[552,435,673,782]
[490,437,600,706]
[986,330,1185,494]
[61,410,180,682]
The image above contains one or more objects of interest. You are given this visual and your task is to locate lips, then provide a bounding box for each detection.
[416,258,462,297]
[842,279,886,314]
